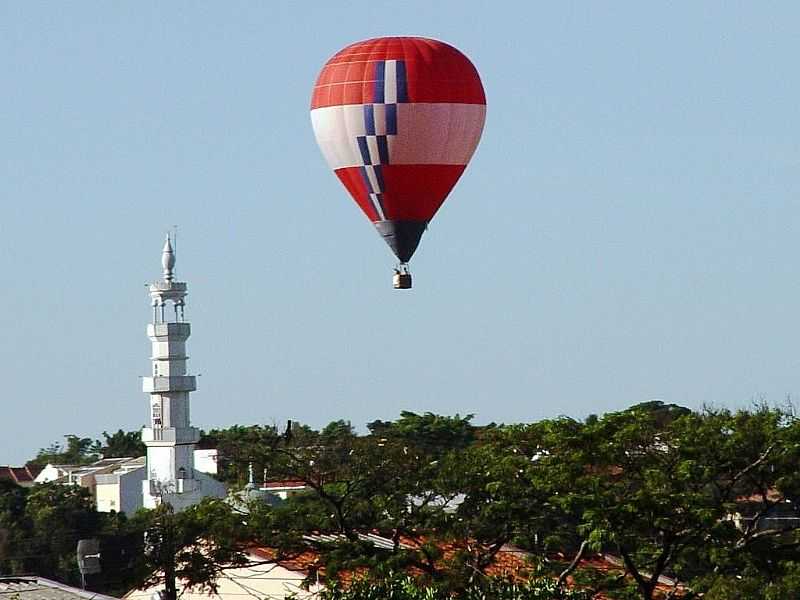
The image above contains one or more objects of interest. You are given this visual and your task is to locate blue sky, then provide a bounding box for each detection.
[2,3,799,464]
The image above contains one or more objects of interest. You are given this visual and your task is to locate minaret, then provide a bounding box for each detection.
[141,236,203,509]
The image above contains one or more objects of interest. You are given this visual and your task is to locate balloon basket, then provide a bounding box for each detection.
[393,270,412,290]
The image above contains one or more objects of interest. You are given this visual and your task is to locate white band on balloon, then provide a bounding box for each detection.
[311,103,486,170]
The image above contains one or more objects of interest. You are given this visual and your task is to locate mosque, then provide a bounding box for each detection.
[94,237,226,512]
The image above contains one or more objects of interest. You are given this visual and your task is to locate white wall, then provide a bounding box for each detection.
[193,449,218,475]
[119,466,146,514]
[95,482,120,513]
[34,464,65,483]
[124,550,322,599]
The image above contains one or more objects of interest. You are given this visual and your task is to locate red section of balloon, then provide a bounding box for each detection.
[311,37,486,109]
[335,165,468,222]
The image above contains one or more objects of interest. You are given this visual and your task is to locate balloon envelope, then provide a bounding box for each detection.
[310,37,486,263]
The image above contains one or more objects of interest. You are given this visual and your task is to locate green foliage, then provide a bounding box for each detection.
[29,435,99,466]
[8,406,800,600]
[699,561,800,600]
[0,480,28,571]
[322,420,356,442]
[368,411,476,455]
[200,423,284,485]
[97,429,146,458]
[624,400,691,427]
[26,430,145,467]
[0,483,101,586]
[321,573,590,600]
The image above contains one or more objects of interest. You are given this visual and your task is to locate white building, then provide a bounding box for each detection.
[35,457,142,500]
[95,457,146,514]
[193,448,219,475]
[94,450,219,514]
[141,236,226,510]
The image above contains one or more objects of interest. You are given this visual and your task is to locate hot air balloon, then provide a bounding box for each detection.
[310,37,486,289]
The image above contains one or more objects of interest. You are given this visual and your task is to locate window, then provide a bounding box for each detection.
[152,402,162,427]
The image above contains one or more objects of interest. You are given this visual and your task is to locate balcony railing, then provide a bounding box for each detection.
[142,427,200,444]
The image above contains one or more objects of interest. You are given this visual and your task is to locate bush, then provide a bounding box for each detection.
[319,574,591,600]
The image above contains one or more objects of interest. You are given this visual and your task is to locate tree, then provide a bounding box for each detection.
[201,423,289,485]
[321,572,591,599]
[368,411,476,455]
[0,480,144,594]
[19,483,100,585]
[97,429,146,458]
[136,499,249,600]
[13,407,800,598]
[552,405,800,600]
[0,480,29,574]
[321,419,355,438]
[29,435,99,466]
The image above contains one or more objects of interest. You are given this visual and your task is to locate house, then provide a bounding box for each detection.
[35,457,142,504]
[95,457,147,514]
[35,458,136,489]
[0,576,119,600]
[34,463,79,484]
[732,489,800,532]
[260,479,309,500]
[0,464,41,487]
[226,474,311,514]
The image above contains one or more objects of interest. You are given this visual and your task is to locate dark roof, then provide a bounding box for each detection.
[27,464,44,478]
[0,577,119,599]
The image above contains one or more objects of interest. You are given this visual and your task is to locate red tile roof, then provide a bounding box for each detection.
[247,536,686,598]
[248,535,534,582]
[261,480,308,489]
[0,465,40,485]
[248,546,321,574]
[736,488,784,503]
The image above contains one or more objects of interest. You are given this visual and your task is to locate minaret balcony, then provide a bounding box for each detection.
[142,375,196,393]
[147,322,191,340]
[142,426,200,445]
[150,280,187,293]
[147,477,199,496]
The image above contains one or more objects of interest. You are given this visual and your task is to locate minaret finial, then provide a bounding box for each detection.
[161,234,176,282]
[246,462,255,489]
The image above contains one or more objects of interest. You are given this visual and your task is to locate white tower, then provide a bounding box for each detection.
[141,236,225,510]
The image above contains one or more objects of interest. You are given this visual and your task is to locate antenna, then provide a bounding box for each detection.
[172,225,178,256]
[77,538,101,589]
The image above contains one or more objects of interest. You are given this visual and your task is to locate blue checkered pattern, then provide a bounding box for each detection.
[355,60,407,220]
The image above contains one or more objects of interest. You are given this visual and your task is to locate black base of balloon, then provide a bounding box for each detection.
[374,220,428,263]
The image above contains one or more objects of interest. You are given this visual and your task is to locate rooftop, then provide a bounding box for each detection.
[0,464,42,485]
[0,577,119,600]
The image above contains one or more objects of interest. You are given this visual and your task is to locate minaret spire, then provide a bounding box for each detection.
[162,235,176,282]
